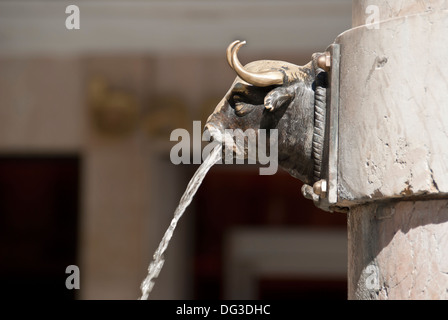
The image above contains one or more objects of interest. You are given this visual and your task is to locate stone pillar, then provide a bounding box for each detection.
[348,200,448,299]
[333,1,448,299]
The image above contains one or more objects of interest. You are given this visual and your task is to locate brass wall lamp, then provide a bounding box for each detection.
[88,77,140,137]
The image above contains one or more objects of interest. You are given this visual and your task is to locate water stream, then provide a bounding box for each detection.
[139,144,222,300]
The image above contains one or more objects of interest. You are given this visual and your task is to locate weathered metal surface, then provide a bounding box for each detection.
[313,44,341,212]
[205,41,324,185]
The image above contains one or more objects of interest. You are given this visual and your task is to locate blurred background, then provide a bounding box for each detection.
[0,0,352,299]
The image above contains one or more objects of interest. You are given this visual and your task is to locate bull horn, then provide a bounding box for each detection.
[226,40,240,69]
[227,40,284,87]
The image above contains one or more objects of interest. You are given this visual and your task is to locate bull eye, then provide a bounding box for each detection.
[229,85,273,117]
[234,102,256,117]
[233,95,243,102]
[231,92,263,106]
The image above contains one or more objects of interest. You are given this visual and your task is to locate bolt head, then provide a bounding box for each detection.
[313,179,327,197]
[317,52,331,71]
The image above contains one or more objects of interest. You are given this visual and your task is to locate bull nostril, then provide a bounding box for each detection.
[204,129,214,142]
[203,125,212,140]
[204,123,223,143]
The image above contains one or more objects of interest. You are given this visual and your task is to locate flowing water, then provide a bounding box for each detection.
[139,144,222,300]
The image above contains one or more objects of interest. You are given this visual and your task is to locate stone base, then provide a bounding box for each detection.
[348,199,448,299]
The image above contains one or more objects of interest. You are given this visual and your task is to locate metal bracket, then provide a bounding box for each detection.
[314,43,340,212]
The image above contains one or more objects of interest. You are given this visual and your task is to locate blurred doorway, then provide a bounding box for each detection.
[193,166,347,299]
[0,156,80,300]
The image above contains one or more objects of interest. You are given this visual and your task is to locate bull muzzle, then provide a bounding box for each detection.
[203,123,224,143]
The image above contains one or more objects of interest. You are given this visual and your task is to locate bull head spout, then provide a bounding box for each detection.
[205,41,324,185]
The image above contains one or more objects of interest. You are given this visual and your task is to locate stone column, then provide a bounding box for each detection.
[334,1,448,299]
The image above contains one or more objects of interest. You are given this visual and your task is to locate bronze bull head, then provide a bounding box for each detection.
[204,40,324,185]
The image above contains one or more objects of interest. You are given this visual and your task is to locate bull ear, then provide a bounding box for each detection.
[264,86,295,112]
